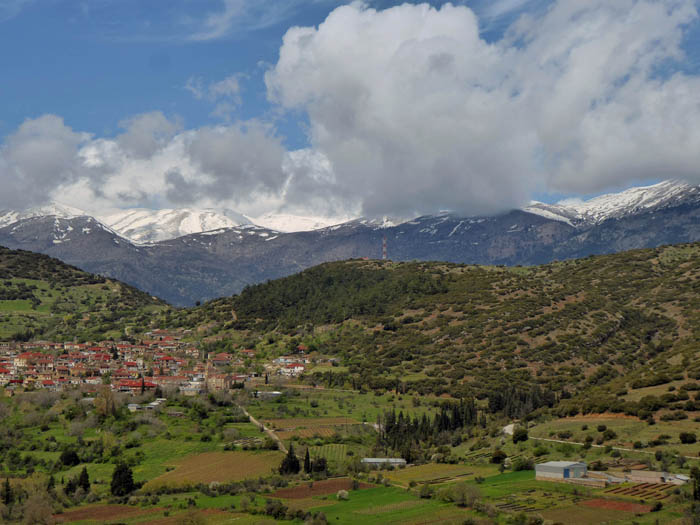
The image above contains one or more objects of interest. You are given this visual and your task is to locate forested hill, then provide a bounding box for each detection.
[0,246,166,341]
[166,243,700,415]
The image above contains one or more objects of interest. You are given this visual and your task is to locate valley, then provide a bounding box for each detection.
[0,243,697,524]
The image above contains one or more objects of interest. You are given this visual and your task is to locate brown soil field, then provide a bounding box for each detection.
[55,505,163,522]
[265,417,360,429]
[145,450,283,487]
[272,477,372,499]
[581,498,652,513]
[276,427,337,440]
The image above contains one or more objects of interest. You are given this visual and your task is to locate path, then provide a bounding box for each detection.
[238,405,287,454]
[503,422,697,460]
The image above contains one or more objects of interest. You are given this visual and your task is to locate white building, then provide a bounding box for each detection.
[535,461,587,480]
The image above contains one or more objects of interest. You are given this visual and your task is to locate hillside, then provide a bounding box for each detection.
[166,243,700,416]
[0,246,166,341]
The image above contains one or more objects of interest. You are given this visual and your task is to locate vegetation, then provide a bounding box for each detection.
[0,247,165,341]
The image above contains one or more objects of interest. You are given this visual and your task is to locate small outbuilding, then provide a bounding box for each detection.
[536,461,587,480]
[361,458,407,467]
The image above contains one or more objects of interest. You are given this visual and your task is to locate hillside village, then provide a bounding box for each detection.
[0,329,316,395]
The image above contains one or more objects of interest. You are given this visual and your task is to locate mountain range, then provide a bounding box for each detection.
[0,180,698,306]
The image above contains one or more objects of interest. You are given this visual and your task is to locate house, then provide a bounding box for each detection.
[361,458,407,467]
[535,461,587,481]
[280,363,305,376]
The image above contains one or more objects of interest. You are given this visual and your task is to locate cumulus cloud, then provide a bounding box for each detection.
[5,1,700,223]
[266,0,700,217]
[0,115,91,209]
[117,112,183,159]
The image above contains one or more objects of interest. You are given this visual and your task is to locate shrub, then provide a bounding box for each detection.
[512,426,529,443]
[680,432,697,444]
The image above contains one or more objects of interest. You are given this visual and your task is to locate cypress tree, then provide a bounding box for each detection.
[304,448,311,474]
[279,443,300,475]
[1,478,12,505]
[111,462,135,496]
[78,466,90,492]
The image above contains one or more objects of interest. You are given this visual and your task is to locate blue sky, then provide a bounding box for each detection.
[1,0,700,220]
[0,0,538,143]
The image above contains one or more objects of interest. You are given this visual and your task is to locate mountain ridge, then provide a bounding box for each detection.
[0,180,698,305]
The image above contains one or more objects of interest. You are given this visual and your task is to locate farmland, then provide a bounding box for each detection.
[144,450,284,488]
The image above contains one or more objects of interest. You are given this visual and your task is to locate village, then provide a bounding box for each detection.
[0,329,320,396]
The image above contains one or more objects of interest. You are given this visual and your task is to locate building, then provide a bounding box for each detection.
[535,461,587,481]
[361,458,407,467]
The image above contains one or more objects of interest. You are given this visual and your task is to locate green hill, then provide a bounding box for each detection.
[0,246,166,341]
[166,243,700,417]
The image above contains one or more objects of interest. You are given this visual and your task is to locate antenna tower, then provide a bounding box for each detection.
[382,235,387,260]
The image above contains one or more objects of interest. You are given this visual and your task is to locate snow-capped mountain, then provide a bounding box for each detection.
[0,179,697,306]
[248,213,351,233]
[525,180,696,226]
[102,208,251,244]
[0,202,88,228]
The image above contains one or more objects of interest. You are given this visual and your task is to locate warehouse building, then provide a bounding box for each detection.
[535,461,587,480]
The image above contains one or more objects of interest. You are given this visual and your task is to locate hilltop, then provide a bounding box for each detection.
[0,246,166,341]
[165,243,700,415]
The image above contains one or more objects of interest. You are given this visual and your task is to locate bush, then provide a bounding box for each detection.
[512,458,534,471]
[680,432,697,444]
[490,449,507,464]
[419,483,433,499]
[512,427,528,444]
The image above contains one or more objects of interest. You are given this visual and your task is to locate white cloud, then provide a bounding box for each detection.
[0,115,91,210]
[265,0,700,217]
[5,1,700,224]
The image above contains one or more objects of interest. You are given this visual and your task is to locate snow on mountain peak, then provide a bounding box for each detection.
[525,180,696,226]
[0,202,88,228]
[248,213,351,233]
[102,208,251,244]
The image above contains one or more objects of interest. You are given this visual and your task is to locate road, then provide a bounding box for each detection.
[238,405,287,454]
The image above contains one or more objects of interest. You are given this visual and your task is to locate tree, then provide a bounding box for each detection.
[691,466,700,501]
[304,448,311,474]
[59,449,79,467]
[94,386,117,419]
[512,426,528,444]
[21,490,55,525]
[111,462,135,496]
[279,444,301,475]
[78,467,90,493]
[312,457,327,473]
[490,449,507,464]
[1,478,12,506]
[452,483,481,508]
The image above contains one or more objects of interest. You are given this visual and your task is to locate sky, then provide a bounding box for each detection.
[1,0,700,222]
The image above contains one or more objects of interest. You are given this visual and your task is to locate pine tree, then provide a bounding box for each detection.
[111,462,135,496]
[78,466,90,492]
[304,448,311,474]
